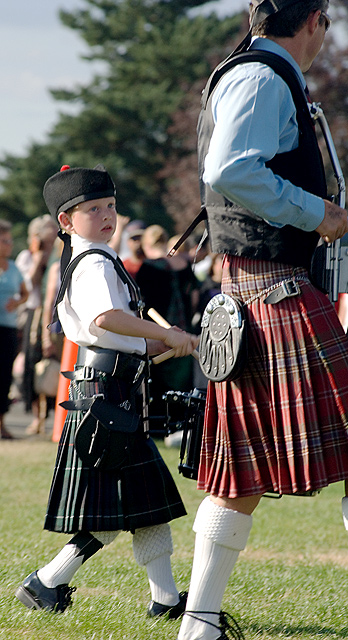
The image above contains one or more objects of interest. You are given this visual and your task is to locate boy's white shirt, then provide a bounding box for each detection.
[57,234,146,355]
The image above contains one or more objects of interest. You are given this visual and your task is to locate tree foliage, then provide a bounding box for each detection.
[0,0,243,245]
[1,0,348,249]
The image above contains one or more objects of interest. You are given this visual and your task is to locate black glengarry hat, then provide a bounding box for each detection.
[43,164,116,220]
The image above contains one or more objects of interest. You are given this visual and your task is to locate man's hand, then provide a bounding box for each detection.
[316,200,348,243]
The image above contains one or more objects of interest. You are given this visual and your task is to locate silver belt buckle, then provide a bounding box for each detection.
[282,280,301,297]
[82,365,94,381]
[264,279,301,305]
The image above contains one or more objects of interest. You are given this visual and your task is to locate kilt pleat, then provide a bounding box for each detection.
[198,256,348,497]
[44,374,186,533]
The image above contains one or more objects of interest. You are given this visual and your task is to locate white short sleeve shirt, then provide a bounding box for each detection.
[57,234,146,355]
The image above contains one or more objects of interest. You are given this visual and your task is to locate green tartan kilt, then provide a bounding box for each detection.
[44,372,186,533]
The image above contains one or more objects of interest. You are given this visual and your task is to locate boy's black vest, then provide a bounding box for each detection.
[197,50,327,271]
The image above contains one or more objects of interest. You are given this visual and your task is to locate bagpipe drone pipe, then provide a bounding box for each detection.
[310,102,348,301]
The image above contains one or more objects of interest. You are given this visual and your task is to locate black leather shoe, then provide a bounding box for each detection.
[15,571,76,613]
[147,591,188,619]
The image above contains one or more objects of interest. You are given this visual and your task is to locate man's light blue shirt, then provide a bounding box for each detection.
[203,37,325,231]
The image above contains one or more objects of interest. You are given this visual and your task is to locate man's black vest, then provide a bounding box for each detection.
[197,50,327,270]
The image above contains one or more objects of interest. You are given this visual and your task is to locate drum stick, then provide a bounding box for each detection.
[152,349,176,364]
[148,307,199,364]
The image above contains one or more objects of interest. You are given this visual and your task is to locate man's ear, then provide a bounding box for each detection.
[58,211,73,232]
[307,9,321,34]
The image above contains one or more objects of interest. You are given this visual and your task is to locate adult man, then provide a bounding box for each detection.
[178,1,348,639]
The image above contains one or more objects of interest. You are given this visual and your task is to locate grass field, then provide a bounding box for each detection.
[1,438,348,640]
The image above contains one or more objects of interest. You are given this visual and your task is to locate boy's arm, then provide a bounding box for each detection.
[94,309,199,358]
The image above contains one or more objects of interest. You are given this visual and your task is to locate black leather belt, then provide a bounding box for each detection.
[63,346,146,385]
[263,280,301,305]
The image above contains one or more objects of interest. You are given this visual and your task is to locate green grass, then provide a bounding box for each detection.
[1,439,348,639]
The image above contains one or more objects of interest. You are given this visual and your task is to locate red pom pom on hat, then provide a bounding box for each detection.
[60,165,70,172]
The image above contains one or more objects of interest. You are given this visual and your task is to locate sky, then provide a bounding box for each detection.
[0,0,246,161]
[0,0,98,159]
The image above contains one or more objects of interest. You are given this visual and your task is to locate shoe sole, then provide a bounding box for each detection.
[15,586,44,610]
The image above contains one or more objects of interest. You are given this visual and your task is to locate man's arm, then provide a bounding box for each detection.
[204,66,325,231]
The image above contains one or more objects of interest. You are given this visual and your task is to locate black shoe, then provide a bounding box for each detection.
[15,571,76,613]
[182,610,244,640]
[147,591,188,619]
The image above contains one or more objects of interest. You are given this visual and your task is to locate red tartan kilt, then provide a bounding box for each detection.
[197,256,348,497]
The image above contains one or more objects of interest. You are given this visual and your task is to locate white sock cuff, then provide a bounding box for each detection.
[132,523,173,566]
[193,497,252,551]
[91,530,120,546]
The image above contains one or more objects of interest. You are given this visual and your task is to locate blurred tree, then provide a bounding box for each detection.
[0,0,242,248]
[1,0,347,252]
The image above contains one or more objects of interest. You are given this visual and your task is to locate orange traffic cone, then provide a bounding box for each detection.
[52,338,79,443]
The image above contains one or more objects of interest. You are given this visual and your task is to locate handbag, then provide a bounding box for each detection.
[34,358,61,397]
[63,395,140,471]
[199,293,247,382]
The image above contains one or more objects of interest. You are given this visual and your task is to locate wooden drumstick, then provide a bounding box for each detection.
[148,307,199,364]
[152,349,176,364]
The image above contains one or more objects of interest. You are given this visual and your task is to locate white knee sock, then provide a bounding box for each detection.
[38,545,85,588]
[37,531,120,588]
[133,524,178,605]
[145,553,179,606]
[178,497,252,640]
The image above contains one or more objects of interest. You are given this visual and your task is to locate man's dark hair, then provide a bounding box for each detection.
[251,0,328,38]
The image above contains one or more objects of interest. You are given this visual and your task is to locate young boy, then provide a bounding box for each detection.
[15,164,199,616]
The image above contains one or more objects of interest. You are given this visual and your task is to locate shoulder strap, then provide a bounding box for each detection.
[51,249,142,327]
[202,50,308,114]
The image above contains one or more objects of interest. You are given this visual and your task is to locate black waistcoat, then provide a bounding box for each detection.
[197,50,327,270]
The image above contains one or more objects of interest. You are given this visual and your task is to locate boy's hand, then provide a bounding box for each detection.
[146,338,171,356]
[163,327,199,358]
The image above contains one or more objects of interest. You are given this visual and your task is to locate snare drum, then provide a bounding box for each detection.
[163,388,206,480]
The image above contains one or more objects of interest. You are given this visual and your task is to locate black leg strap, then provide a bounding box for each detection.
[68,532,104,564]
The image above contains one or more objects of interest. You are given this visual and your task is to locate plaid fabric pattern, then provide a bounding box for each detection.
[198,255,348,497]
[44,373,186,533]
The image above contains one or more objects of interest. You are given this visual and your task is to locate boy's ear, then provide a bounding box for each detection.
[58,211,73,232]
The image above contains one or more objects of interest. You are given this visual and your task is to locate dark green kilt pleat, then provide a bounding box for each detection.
[44,372,186,533]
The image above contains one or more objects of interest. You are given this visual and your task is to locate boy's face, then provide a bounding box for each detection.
[59,196,117,244]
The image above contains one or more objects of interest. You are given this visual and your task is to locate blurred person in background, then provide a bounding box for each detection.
[0,220,28,439]
[15,215,57,434]
[122,220,147,279]
[107,213,131,255]
[41,237,65,363]
[136,224,199,433]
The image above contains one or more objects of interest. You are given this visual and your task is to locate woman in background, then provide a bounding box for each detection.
[0,220,28,439]
[15,215,57,434]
